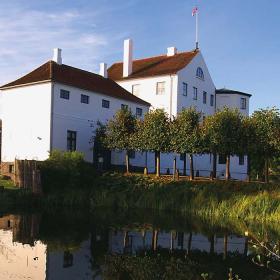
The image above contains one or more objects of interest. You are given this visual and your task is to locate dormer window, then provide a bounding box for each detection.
[196,67,204,80]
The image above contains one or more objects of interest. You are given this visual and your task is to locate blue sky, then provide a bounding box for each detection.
[0,0,279,113]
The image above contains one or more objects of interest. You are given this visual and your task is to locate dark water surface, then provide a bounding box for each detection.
[0,208,279,280]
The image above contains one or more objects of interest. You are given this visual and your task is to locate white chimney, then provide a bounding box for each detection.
[167,47,177,56]
[53,48,62,65]
[123,39,133,77]
[99,63,108,78]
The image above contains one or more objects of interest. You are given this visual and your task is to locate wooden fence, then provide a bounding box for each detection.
[14,160,42,194]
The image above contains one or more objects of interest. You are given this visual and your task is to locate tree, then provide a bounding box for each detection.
[103,108,137,173]
[134,109,170,177]
[202,108,244,180]
[170,107,202,180]
[250,108,280,183]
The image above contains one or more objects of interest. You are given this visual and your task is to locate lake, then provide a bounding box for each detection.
[0,208,279,279]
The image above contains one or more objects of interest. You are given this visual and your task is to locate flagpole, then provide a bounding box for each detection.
[196,10,199,49]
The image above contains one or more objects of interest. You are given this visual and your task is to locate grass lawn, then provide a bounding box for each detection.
[0,176,17,190]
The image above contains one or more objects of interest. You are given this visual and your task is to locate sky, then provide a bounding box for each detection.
[0,0,279,113]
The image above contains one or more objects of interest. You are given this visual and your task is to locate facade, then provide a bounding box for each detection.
[0,41,252,180]
[0,49,150,169]
[107,39,252,179]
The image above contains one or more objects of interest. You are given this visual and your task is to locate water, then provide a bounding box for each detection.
[0,209,279,280]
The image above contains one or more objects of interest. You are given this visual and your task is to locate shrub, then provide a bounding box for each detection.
[40,150,97,193]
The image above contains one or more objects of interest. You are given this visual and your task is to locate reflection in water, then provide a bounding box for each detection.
[0,210,278,279]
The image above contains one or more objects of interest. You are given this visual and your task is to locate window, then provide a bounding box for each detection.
[136,107,143,117]
[239,155,245,165]
[203,91,207,104]
[9,164,14,174]
[241,98,247,109]
[156,82,166,95]
[183,83,188,96]
[193,87,198,100]
[196,67,204,79]
[132,84,140,96]
[129,151,135,159]
[67,130,77,151]
[102,99,110,108]
[218,154,226,164]
[60,89,70,100]
[177,232,184,247]
[63,251,73,268]
[180,154,186,161]
[210,94,215,107]
[121,104,128,110]
[81,94,89,104]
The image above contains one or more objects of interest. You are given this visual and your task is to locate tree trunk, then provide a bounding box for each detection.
[125,151,130,174]
[247,154,251,182]
[152,229,158,251]
[187,232,192,255]
[183,154,187,176]
[223,234,228,260]
[210,234,215,254]
[264,158,269,183]
[170,231,174,251]
[173,157,177,180]
[189,154,194,181]
[155,151,160,177]
[244,237,248,257]
[212,153,217,180]
[225,155,230,180]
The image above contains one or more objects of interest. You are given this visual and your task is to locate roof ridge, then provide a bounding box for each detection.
[111,49,199,65]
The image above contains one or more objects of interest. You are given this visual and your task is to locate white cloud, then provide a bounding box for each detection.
[0,4,115,84]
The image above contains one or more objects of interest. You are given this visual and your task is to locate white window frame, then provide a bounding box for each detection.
[156,82,166,95]
[240,98,247,109]
[193,87,198,100]
[183,82,188,96]
[132,84,140,96]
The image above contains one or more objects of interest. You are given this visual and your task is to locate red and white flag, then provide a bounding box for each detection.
[192,7,198,16]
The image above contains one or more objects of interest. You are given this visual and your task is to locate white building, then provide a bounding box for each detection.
[0,49,150,169]
[107,39,252,179]
[0,40,252,180]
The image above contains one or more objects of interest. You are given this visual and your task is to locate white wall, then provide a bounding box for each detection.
[116,75,178,117]
[47,239,93,280]
[0,229,47,280]
[114,52,248,179]
[52,83,149,163]
[177,52,216,117]
[1,83,52,162]
[216,93,250,116]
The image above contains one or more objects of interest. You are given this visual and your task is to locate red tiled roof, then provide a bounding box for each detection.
[0,61,150,106]
[108,50,199,81]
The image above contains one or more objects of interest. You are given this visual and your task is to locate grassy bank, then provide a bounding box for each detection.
[1,172,280,222]
[90,173,280,222]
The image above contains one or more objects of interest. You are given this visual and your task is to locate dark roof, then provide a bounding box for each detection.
[216,88,252,98]
[108,50,199,80]
[0,61,150,106]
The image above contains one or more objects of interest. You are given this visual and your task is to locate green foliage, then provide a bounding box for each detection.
[40,150,97,193]
[104,108,137,151]
[102,249,274,280]
[170,107,202,154]
[134,109,171,153]
[250,108,280,158]
[202,108,244,156]
[93,121,107,154]
[0,177,17,189]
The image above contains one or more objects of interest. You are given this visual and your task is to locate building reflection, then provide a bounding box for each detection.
[108,228,248,258]
[0,214,250,280]
[0,214,94,280]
